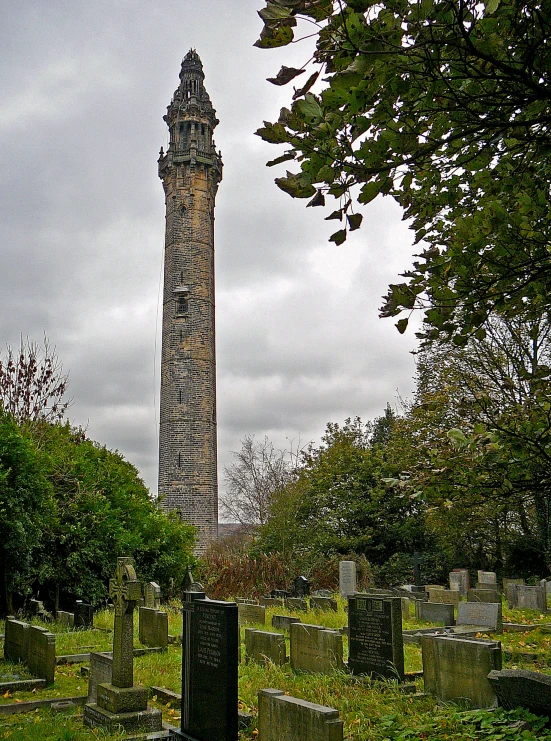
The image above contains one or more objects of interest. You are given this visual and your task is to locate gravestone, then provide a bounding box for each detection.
[74,600,94,628]
[415,601,455,625]
[310,596,337,612]
[290,623,344,674]
[502,578,524,596]
[285,597,308,611]
[28,626,56,684]
[401,597,413,622]
[83,557,161,733]
[339,561,357,598]
[87,652,113,702]
[293,576,310,598]
[477,570,497,588]
[429,589,460,609]
[258,688,343,741]
[272,615,301,631]
[507,585,547,612]
[172,590,238,741]
[422,634,501,708]
[259,597,285,608]
[271,590,289,599]
[4,618,30,664]
[143,581,161,610]
[467,588,501,604]
[244,629,286,665]
[28,598,45,616]
[456,601,502,633]
[56,611,74,628]
[237,603,266,626]
[487,669,551,717]
[139,607,168,649]
[449,569,470,596]
[348,595,404,681]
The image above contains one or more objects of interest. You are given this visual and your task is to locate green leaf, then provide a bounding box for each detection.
[258,3,293,22]
[266,152,296,167]
[255,122,290,144]
[325,210,343,221]
[296,93,323,122]
[358,181,381,204]
[307,189,326,207]
[254,24,294,49]
[347,213,363,230]
[275,171,316,198]
[396,318,409,334]
[329,229,347,245]
[485,0,500,14]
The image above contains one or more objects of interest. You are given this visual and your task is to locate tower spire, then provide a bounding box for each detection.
[158,52,222,553]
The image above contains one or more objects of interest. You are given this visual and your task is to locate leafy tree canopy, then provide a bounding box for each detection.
[255,0,551,344]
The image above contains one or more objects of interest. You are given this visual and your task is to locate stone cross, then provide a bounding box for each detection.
[109,557,142,688]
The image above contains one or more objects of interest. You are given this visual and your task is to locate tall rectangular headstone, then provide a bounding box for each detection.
[139,607,169,648]
[74,600,94,628]
[449,569,469,596]
[348,595,404,681]
[87,652,113,702]
[477,570,497,586]
[143,581,161,610]
[173,592,239,741]
[28,626,56,684]
[4,618,30,664]
[339,561,357,598]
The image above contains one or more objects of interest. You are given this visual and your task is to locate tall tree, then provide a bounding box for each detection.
[255,0,551,343]
[221,435,300,529]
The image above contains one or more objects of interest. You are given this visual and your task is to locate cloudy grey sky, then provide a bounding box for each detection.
[1,1,420,501]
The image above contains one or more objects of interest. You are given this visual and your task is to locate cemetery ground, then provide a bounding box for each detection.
[2,601,551,740]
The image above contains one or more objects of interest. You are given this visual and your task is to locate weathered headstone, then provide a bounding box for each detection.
[507,585,547,612]
[143,581,161,610]
[139,607,168,649]
[415,601,455,625]
[74,600,94,628]
[87,652,113,702]
[290,623,343,674]
[173,590,238,741]
[348,595,404,681]
[310,596,337,612]
[422,634,501,708]
[467,588,501,604]
[339,561,357,598]
[429,589,460,608]
[293,576,310,598]
[27,626,56,684]
[285,597,308,611]
[449,569,470,596]
[401,597,413,622]
[83,557,161,733]
[456,601,502,633]
[271,590,289,599]
[259,597,285,608]
[56,611,75,628]
[272,615,301,631]
[258,688,343,741]
[245,629,286,665]
[237,603,266,626]
[4,618,30,664]
[487,669,551,717]
[502,578,524,596]
[477,569,497,589]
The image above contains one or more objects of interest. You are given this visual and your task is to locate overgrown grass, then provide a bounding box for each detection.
[2,598,551,740]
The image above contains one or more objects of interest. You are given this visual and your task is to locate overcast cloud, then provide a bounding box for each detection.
[1,1,420,504]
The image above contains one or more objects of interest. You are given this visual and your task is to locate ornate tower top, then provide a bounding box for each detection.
[160,49,221,177]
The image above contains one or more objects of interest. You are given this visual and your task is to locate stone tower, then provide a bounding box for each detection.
[158,50,222,553]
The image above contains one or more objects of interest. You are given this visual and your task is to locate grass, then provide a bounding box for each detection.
[2,599,551,740]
